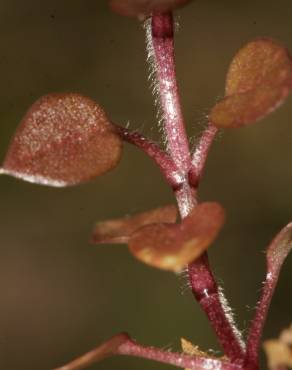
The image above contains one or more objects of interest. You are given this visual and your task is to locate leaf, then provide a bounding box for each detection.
[108,0,192,19]
[128,202,225,272]
[2,93,122,187]
[91,204,178,244]
[264,325,292,369]
[53,333,129,370]
[210,39,292,128]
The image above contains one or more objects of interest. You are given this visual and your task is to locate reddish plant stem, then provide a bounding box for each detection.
[53,333,129,370]
[117,337,242,370]
[189,255,245,361]
[115,125,182,189]
[150,13,245,362]
[189,123,218,187]
[245,222,292,369]
[54,332,242,370]
[175,181,197,217]
[150,13,192,174]
[244,270,282,368]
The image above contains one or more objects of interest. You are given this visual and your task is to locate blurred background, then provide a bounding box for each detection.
[0,1,291,369]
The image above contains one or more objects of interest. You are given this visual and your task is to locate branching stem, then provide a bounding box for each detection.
[150,12,245,362]
[115,125,182,189]
[118,336,242,370]
[189,123,218,187]
[54,333,242,370]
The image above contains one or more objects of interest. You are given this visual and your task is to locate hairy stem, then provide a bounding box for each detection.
[54,333,242,370]
[115,125,182,189]
[245,271,281,369]
[189,255,245,361]
[149,13,245,362]
[118,337,241,370]
[245,264,291,369]
[149,12,191,174]
[244,222,292,369]
[189,123,218,187]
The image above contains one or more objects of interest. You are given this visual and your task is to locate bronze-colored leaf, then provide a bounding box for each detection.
[210,39,292,128]
[91,204,178,244]
[108,0,192,19]
[53,333,129,370]
[128,202,225,272]
[2,93,122,187]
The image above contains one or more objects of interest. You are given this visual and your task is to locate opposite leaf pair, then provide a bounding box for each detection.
[1,37,292,276]
[2,38,291,189]
[2,5,292,370]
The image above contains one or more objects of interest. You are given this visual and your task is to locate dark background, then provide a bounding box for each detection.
[0,1,291,369]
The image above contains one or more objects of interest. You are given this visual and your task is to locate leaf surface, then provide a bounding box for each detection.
[91,204,177,244]
[2,93,122,186]
[128,202,225,272]
[210,39,292,128]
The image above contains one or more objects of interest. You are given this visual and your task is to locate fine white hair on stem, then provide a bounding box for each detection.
[161,343,175,352]
[177,267,192,295]
[144,18,168,148]
[218,285,246,350]
[124,120,147,136]
[174,15,180,32]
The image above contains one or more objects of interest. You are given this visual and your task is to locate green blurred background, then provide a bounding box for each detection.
[0,1,291,369]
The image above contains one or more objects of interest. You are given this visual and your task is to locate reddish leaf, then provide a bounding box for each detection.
[128,202,225,272]
[53,333,129,370]
[210,39,292,128]
[108,0,192,19]
[2,93,122,186]
[92,204,177,244]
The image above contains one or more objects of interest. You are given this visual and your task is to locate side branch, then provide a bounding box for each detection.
[244,272,277,370]
[189,123,218,187]
[53,333,242,370]
[115,125,183,189]
[245,223,292,369]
